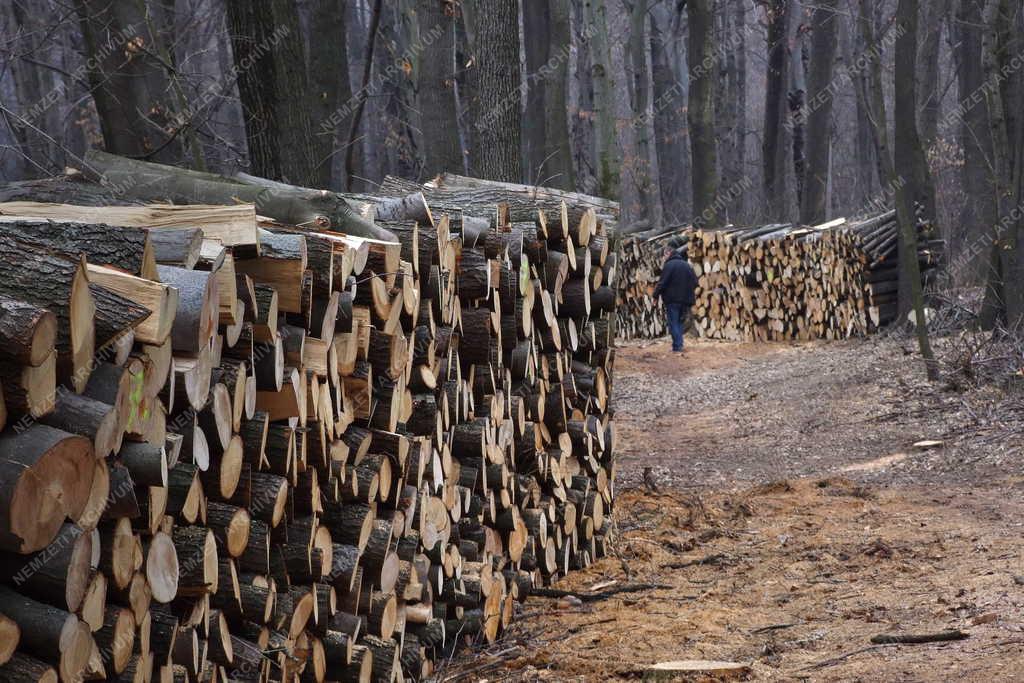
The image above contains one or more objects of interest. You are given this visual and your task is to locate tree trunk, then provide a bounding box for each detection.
[73,0,183,163]
[224,0,321,186]
[627,0,655,223]
[523,0,552,185]
[763,0,793,221]
[895,0,940,315]
[465,0,522,182]
[586,0,620,198]
[687,0,721,228]
[416,0,464,179]
[918,0,949,150]
[952,0,997,284]
[308,0,354,190]
[732,0,748,222]
[895,0,938,378]
[789,7,808,208]
[649,3,690,223]
[800,0,838,225]
[82,150,396,240]
[544,0,576,190]
[571,0,598,194]
[979,0,1024,327]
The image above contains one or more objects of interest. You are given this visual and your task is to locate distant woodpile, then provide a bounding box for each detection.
[0,155,620,683]
[617,211,943,342]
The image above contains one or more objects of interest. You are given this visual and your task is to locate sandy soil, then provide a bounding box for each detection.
[439,335,1024,682]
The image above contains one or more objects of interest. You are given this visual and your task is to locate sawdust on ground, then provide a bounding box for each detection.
[439,336,1024,682]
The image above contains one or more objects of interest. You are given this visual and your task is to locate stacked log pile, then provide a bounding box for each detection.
[0,162,620,682]
[617,211,942,341]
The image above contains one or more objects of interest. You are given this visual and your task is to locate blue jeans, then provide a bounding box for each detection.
[665,303,687,351]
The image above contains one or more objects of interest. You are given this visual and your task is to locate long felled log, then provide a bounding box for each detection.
[83,150,398,241]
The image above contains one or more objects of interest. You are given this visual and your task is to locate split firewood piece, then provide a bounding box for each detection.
[119,440,168,487]
[198,382,233,452]
[38,391,120,459]
[0,615,18,666]
[0,585,95,682]
[0,217,158,279]
[0,295,56,367]
[0,523,93,613]
[236,231,307,314]
[171,526,218,597]
[170,350,213,413]
[0,240,94,392]
[199,433,244,501]
[157,265,219,353]
[251,284,279,342]
[0,424,94,552]
[93,605,135,675]
[149,227,203,268]
[166,462,204,524]
[88,284,153,352]
[0,352,55,420]
[205,501,251,559]
[87,265,179,345]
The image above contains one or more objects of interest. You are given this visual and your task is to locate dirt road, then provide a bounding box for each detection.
[442,336,1024,681]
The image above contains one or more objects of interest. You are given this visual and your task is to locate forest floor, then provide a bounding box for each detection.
[440,334,1024,681]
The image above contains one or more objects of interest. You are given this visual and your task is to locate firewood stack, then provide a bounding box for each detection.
[617,211,942,342]
[0,163,620,682]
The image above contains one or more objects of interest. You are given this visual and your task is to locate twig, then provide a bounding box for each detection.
[568,617,617,634]
[530,582,672,602]
[750,621,801,634]
[662,553,731,569]
[870,630,968,645]
[800,645,884,670]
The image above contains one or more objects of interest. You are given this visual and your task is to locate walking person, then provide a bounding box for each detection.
[653,247,697,352]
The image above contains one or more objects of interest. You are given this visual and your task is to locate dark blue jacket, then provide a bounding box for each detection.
[654,252,697,306]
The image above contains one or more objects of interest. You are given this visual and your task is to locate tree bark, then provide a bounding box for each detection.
[952,0,997,283]
[628,0,655,223]
[73,0,183,163]
[466,0,522,182]
[918,0,950,150]
[895,0,938,378]
[649,3,689,223]
[544,0,576,190]
[800,0,838,224]
[586,0,620,198]
[763,0,793,221]
[416,0,465,179]
[979,0,1024,326]
[687,0,721,228]
[224,0,321,186]
[308,0,355,190]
